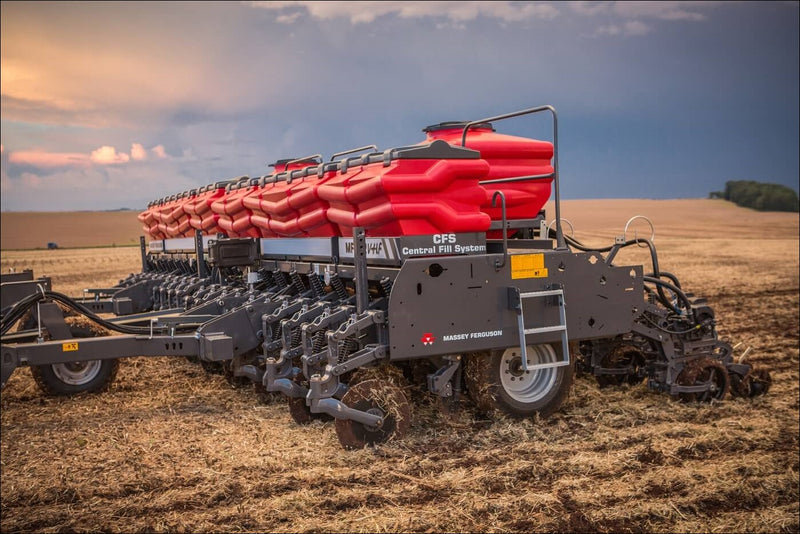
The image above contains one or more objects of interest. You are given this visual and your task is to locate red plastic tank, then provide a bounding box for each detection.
[211,177,262,238]
[422,122,554,222]
[319,140,491,236]
[315,161,371,237]
[184,183,226,234]
[163,191,195,237]
[139,201,165,239]
[283,162,342,237]
[155,195,184,238]
[242,158,321,238]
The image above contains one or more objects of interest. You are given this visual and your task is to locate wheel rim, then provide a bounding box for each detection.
[51,360,102,386]
[499,344,558,404]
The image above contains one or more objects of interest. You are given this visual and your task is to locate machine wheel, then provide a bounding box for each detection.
[595,344,645,388]
[200,360,224,374]
[29,325,119,396]
[253,381,280,404]
[675,358,730,403]
[748,368,772,397]
[729,370,752,398]
[287,375,333,425]
[335,379,412,449]
[464,344,573,418]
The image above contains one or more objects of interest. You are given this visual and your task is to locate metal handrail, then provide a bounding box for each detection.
[330,145,378,161]
[283,154,322,171]
[460,105,564,249]
[491,191,508,270]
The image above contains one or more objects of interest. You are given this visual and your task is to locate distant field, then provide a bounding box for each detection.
[0,211,143,250]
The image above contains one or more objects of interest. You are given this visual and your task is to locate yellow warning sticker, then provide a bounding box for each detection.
[62,342,79,352]
[511,254,549,279]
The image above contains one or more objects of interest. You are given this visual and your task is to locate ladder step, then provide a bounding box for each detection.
[524,361,571,371]
[524,325,567,335]
[519,289,563,299]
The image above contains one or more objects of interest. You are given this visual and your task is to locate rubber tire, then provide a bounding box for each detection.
[464,345,573,419]
[29,326,119,396]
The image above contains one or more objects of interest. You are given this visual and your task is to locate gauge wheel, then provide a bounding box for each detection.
[464,344,573,418]
[29,325,119,396]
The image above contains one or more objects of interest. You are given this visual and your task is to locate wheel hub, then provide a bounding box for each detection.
[51,360,102,386]
[499,345,558,404]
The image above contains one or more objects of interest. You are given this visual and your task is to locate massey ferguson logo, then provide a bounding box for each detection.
[420,333,435,346]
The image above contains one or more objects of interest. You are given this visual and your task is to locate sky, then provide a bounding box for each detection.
[1,1,798,211]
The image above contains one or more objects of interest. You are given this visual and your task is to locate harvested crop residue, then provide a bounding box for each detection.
[2,200,798,533]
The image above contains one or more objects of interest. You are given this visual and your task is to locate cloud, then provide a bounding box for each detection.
[571,1,716,21]
[151,145,168,159]
[0,158,199,211]
[569,1,613,16]
[612,2,712,21]
[130,143,148,160]
[8,150,91,168]
[247,1,560,24]
[90,146,130,165]
[595,19,651,37]
[6,142,163,170]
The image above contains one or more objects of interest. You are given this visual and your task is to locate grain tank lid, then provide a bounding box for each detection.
[270,156,323,170]
[389,139,481,160]
[225,175,250,191]
[422,121,495,133]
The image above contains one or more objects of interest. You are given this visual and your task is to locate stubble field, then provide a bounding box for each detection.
[1,199,798,533]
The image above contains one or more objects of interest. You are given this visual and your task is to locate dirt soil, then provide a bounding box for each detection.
[1,199,798,533]
[1,211,143,250]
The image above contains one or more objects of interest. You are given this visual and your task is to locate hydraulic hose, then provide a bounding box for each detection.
[1,290,196,337]
[548,228,683,315]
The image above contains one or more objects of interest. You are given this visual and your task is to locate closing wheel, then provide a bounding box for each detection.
[675,358,730,403]
[287,374,333,425]
[29,325,119,396]
[596,344,645,388]
[335,379,412,449]
[464,344,573,418]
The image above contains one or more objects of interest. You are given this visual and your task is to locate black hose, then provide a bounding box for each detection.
[1,290,196,337]
[550,228,682,314]
[642,276,695,317]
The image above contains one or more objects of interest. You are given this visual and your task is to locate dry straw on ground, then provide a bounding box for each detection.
[1,200,798,533]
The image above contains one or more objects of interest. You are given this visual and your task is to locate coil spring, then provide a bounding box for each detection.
[270,318,283,341]
[290,327,302,348]
[337,337,360,364]
[309,272,325,298]
[273,270,288,289]
[291,271,306,294]
[379,277,393,298]
[311,330,327,354]
[330,274,348,301]
[260,270,275,288]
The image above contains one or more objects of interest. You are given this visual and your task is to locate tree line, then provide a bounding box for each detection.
[709,181,799,212]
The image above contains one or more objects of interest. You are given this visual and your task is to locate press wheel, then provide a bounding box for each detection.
[675,357,730,403]
[287,375,333,425]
